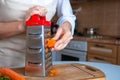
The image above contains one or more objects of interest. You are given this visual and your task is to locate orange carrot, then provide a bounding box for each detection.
[49,68,57,74]
[0,67,26,80]
[48,73,54,77]
[47,39,56,48]
[48,68,58,77]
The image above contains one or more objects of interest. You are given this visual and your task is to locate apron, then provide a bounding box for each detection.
[0,0,58,67]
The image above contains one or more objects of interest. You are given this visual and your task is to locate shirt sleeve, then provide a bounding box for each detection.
[56,0,76,35]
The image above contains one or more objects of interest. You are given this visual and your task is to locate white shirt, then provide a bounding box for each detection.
[0,0,76,33]
[0,0,76,67]
[56,0,76,34]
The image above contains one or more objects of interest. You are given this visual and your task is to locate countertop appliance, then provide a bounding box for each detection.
[53,40,87,61]
[82,27,100,38]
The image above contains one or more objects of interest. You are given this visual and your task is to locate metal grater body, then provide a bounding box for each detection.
[25,14,52,77]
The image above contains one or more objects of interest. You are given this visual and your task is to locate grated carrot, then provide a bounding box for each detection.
[48,68,58,77]
[47,39,56,48]
[0,67,26,80]
[49,68,57,74]
[48,73,54,77]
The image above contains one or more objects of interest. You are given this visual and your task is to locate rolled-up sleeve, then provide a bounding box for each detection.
[56,0,76,35]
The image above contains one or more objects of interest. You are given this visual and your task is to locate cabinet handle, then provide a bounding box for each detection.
[95,44,105,48]
[94,57,105,61]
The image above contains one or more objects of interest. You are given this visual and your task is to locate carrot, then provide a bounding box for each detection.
[48,68,58,77]
[49,68,57,74]
[0,67,26,80]
[47,39,56,48]
[48,73,54,77]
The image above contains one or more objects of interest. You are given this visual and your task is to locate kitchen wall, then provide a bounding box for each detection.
[74,0,120,37]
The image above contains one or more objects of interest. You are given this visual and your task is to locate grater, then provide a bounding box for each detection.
[25,14,53,77]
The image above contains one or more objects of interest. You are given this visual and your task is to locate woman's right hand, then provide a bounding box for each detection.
[25,6,47,21]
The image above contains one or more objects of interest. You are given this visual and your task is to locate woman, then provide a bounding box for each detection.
[0,0,76,67]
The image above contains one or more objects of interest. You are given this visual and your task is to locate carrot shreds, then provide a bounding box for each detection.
[48,73,54,77]
[47,39,56,48]
[0,67,26,80]
[49,68,57,74]
[48,68,58,77]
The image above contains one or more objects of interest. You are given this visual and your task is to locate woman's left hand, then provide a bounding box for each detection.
[52,21,73,51]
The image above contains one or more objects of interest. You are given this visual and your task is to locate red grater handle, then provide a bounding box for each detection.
[26,14,51,26]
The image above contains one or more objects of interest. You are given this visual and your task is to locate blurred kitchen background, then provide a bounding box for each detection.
[72,0,120,38]
[51,0,120,65]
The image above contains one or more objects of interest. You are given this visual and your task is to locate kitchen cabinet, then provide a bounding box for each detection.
[70,0,80,10]
[117,46,120,65]
[87,42,117,64]
[52,0,80,22]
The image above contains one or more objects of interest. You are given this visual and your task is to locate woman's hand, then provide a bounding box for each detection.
[25,6,47,21]
[52,21,73,51]
[0,6,48,39]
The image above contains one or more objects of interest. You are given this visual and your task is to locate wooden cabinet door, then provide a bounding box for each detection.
[88,43,117,58]
[118,46,120,56]
[118,46,120,65]
[87,54,117,64]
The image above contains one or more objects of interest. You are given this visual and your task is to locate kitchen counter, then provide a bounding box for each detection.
[73,36,120,45]
[53,61,120,80]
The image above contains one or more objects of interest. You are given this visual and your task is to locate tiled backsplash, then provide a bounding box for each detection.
[75,0,120,37]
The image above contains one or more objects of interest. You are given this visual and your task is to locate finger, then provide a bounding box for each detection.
[52,27,63,40]
[61,32,73,44]
[53,32,73,51]
[27,5,46,14]
[31,6,47,14]
[54,40,70,51]
[29,6,42,11]
[25,9,47,21]
[55,31,72,46]
[25,10,40,21]
[54,33,71,47]
[54,37,71,50]
[25,6,47,21]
